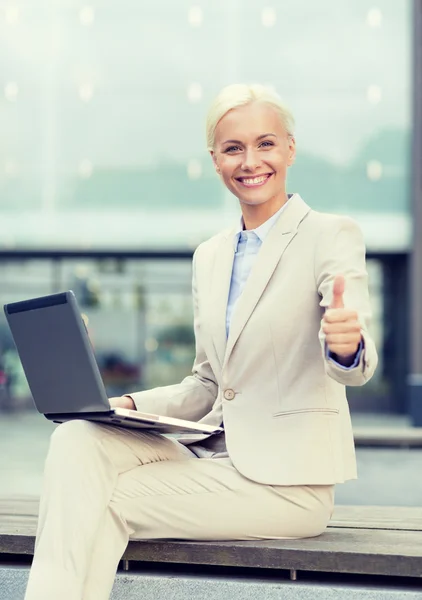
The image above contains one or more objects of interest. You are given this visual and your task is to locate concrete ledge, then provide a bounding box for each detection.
[353,427,422,448]
[2,565,422,600]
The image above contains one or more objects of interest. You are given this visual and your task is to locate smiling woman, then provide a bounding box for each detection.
[24,82,379,600]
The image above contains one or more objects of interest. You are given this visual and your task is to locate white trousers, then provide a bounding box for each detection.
[25,420,335,600]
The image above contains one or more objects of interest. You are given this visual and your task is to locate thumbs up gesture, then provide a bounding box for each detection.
[322,275,362,361]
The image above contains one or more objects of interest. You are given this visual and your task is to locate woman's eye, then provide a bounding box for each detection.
[260,140,274,148]
[224,146,240,153]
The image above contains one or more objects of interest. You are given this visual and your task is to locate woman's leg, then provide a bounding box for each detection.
[24,420,195,600]
[83,455,335,599]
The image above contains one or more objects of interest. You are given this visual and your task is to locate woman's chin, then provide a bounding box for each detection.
[238,194,271,207]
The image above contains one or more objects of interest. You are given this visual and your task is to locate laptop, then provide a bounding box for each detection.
[3,290,222,436]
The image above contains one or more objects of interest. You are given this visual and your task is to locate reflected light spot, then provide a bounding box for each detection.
[79,159,93,179]
[187,83,202,103]
[367,85,382,104]
[145,338,159,352]
[87,279,98,292]
[5,6,20,24]
[367,160,383,181]
[79,238,93,250]
[75,265,90,277]
[188,6,202,26]
[187,159,202,180]
[4,161,18,177]
[79,6,95,26]
[79,83,94,102]
[262,7,276,27]
[367,8,382,28]
[4,82,18,101]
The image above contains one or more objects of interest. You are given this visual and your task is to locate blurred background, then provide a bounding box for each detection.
[1,0,421,507]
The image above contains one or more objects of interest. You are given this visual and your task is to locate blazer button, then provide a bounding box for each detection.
[224,389,235,400]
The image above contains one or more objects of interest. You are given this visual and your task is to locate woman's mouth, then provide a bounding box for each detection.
[235,173,273,187]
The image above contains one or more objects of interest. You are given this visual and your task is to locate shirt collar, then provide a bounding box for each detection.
[233,195,293,250]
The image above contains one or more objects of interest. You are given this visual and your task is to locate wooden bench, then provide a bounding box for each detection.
[1,497,422,582]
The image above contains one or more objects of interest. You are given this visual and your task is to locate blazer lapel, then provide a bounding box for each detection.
[223,194,311,367]
[209,229,236,366]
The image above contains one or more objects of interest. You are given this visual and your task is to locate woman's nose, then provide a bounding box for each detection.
[241,149,261,171]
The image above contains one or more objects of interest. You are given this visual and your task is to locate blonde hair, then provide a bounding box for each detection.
[206,83,295,151]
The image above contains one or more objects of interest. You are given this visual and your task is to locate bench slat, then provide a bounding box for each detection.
[331,505,422,531]
[1,498,421,532]
[124,530,422,578]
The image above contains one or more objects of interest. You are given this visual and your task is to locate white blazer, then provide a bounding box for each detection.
[130,194,378,485]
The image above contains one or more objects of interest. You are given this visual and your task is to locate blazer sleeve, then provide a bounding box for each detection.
[126,249,218,420]
[315,216,378,386]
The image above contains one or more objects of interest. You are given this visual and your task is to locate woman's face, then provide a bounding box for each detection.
[211,102,296,211]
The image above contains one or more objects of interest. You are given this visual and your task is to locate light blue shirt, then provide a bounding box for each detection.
[225,198,361,370]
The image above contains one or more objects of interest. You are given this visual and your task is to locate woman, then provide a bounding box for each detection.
[25,83,378,600]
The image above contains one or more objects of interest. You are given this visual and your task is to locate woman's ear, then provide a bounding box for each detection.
[287,136,296,167]
[210,150,221,174]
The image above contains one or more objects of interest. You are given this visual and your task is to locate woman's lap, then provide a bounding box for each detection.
[111,454,335,540]
[50,420,334,541]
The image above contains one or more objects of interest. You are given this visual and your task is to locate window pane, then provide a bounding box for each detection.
[0,0,411,252]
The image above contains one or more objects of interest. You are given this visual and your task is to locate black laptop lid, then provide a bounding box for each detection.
[4,291,110,415]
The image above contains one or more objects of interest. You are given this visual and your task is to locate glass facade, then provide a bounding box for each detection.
[0,0,411,251]
[0,1,415,503]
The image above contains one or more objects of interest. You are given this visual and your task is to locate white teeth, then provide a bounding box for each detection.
[241,175,269,185]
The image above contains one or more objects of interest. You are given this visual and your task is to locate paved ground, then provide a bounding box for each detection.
[4,567,422,600]
[1,411,421,507]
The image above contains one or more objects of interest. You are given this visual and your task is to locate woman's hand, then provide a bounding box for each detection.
[322,275,362,361]
[109,396,136,410]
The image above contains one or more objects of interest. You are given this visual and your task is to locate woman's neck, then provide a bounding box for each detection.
[241,193,289,230]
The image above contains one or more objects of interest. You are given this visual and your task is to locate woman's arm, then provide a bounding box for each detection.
[315,216,378,386]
